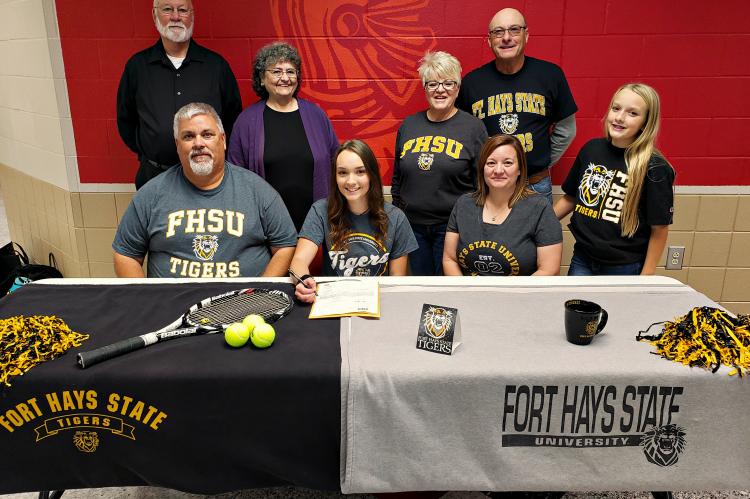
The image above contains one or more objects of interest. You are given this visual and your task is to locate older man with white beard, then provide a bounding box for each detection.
[113,103,297,278]
[117,0,242,189]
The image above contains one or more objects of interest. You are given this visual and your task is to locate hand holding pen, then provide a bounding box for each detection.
[289,268,318,303]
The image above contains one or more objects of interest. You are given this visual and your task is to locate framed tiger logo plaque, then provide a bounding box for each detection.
[416,304,462,355]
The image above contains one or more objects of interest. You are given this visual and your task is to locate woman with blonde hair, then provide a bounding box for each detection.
[554,83,675,275]
[443,134,562,276]
[392,50,487,275]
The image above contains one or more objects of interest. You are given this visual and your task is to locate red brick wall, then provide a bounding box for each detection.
[57,0,750,185]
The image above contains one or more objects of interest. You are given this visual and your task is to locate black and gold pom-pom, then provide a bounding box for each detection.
[1,315,89,387]
[637,307,750,377]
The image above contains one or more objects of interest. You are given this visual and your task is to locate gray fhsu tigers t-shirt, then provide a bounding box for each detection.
[447,193,562,276]
[113,163,297,278]
[299,199,418,277]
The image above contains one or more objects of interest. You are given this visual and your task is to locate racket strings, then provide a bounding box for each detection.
[188,291,290,326]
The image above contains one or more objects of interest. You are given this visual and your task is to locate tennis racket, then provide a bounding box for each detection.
[77,288,293,369]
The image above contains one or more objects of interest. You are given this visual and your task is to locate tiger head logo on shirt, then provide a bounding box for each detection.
[192,235,219,261]
[417,153,434,171]
[498,113,519,134]
[579,163,616,207]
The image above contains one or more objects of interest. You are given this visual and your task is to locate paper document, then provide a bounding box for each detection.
[309,279,380,319]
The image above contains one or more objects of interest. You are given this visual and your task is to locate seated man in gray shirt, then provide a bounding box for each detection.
[113,102,297,278]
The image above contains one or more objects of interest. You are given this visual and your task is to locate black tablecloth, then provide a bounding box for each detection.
[0,282,341,494]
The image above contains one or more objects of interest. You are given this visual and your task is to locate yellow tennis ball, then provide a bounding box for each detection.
[251,322,275,349]
[224,322,250,348]
[242,314,266,333]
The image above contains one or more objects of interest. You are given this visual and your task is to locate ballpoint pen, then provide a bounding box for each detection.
[288,268,318,297]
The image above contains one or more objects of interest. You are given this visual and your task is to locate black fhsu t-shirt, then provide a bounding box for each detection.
[263,106,314,231]
[457,57,578,176]
[561,138,675,265]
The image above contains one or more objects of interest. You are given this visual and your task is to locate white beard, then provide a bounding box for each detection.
[154,17,193,43]
[188,155,213,176]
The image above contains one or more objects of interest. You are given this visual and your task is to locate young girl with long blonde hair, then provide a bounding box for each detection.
[554,83,675,275]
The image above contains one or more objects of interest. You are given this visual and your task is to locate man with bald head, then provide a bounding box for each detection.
[457,8,577,203]
[117,0,242,189]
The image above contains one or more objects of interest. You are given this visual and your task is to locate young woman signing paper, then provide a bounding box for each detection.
[290,140,417,303]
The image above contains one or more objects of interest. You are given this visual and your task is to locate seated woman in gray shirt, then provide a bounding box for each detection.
[443,134,562,276]
[291,139,418,303]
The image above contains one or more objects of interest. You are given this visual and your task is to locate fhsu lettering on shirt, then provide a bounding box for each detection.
[575,170,629,223]
[164,209,244,278]
[165,209,244,238]
[601,171,629,223]
[399,135,464,159]
[470,92,546,120]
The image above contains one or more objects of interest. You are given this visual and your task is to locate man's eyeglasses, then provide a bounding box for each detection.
[266,68,299,79]
[155,6,192,18]
[488,25,526,38]
[424,80,458,92]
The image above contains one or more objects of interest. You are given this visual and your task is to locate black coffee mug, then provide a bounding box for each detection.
[565,299,608,345]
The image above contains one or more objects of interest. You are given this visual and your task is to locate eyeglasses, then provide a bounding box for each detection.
[266,68,298,79]
[488,25,526,38]
[155,6,193,18]
[424,80,458,92]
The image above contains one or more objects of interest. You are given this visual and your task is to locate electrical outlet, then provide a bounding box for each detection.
[665,246,685,270]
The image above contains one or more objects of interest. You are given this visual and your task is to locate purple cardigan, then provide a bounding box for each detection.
[227,98,339,201]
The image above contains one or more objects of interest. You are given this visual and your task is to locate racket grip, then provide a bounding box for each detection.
[77,336,147,369]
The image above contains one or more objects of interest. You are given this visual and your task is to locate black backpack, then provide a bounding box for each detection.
[0,242,63,295]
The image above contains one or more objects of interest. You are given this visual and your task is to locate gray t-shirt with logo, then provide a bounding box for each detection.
[299,199,418,277]
[113,163,297,278]
[447,193,562,276]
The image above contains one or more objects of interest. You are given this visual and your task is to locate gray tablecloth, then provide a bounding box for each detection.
[340,282,750,492]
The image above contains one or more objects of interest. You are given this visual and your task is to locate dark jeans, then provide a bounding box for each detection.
[409,222,447,276]
[528,174,552,205]
[568,251,643,276]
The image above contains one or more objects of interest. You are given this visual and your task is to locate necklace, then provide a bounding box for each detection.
[485,203,509,223]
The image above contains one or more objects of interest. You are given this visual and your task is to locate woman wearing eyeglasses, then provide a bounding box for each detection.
[391,51,487,276]
[228,41,339,231]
